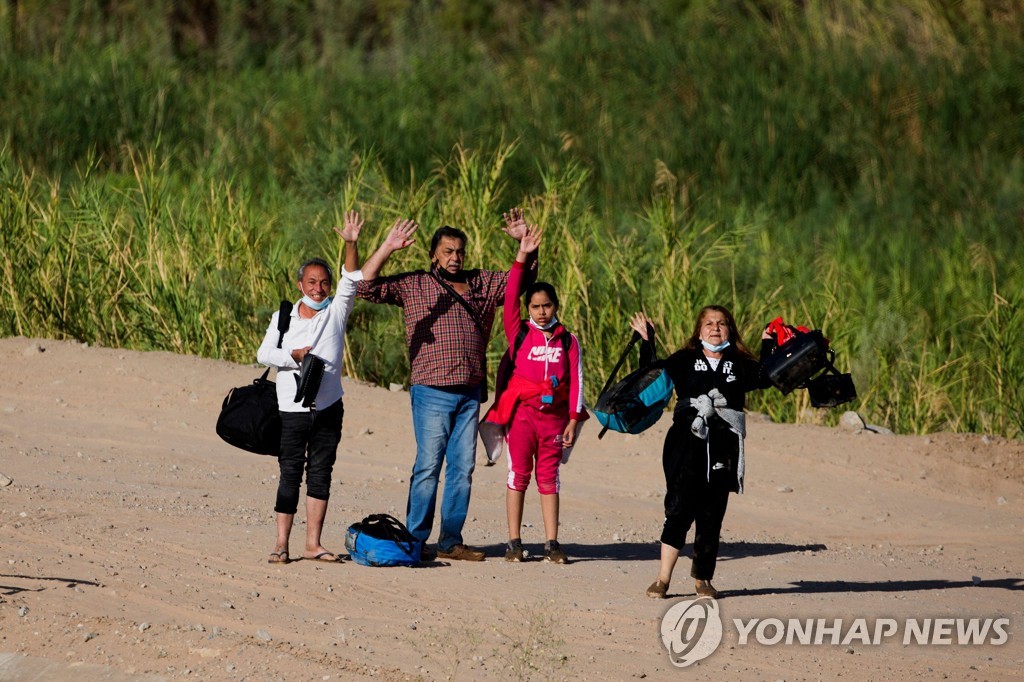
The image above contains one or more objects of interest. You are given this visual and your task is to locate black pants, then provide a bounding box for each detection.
[661,480,730,580]
[275,399,343,515]
[661,424,731,580]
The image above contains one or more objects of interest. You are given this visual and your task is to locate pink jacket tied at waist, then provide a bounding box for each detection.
[483,373,568,426]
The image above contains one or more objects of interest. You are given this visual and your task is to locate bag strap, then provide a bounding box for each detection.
[512,320,529,357]
[276,300,293,349]
[356,513,417,555]
[248,302,292,383]
[594,331,646,440]
[431,270,488,338]
[597,331,642,399]
[431,271,493,401]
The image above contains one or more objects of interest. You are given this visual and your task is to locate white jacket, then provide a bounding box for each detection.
[256,268,362,412]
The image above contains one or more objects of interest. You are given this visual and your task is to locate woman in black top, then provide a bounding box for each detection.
[631,307,774,599]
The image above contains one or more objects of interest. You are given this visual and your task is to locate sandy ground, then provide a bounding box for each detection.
[0,336,1022,681]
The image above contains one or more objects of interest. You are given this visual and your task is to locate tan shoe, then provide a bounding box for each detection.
[695,579,718,598]
[437,544,486,562]
[646,579,669,599]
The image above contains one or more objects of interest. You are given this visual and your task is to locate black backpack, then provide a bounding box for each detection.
[215,301,291,455]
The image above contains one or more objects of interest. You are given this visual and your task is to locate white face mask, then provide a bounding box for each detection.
[529,316,559,331]
[701,339,731,353]
[301,295,331,311]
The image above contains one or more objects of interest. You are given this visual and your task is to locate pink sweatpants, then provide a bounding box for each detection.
[506,404,568,495]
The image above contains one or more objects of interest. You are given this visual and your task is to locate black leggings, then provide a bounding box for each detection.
[661,480,730,580]
[661,424,732,580]
[275,399,343,515]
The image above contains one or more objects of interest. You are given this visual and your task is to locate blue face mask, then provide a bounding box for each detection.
[301,295,331,311]
[529,316,559,331]
[701,339,731,353]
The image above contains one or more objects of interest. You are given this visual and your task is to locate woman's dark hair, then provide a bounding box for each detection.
[296,257,333,285]
[686,305,755,360]
[523,281,559,310]
[429,225,468,255]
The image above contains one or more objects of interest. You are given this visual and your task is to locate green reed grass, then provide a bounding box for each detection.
[1,1,1022,437]
[4,140,1021,437]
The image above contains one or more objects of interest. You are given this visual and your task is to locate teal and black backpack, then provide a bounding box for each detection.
[593,332,674,438]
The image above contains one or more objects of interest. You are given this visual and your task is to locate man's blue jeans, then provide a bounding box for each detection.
[408,384,480,552]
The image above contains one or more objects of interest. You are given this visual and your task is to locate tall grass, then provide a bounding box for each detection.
[3,140,1022,437]
[0,1,1022,437]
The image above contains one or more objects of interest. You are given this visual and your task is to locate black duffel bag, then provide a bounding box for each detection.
[216,368,282,455]
[215,300,292,455]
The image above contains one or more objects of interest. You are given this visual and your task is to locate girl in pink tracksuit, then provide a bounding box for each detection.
[482,221,586,564]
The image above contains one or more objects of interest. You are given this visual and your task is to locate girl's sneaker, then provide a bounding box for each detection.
[543,540,568,564]
[505,540,526,562]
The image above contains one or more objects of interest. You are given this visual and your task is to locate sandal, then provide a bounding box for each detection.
[305,551,342,563]
[268,549,290,564]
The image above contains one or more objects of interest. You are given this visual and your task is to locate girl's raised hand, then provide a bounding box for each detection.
[519,224,542,254]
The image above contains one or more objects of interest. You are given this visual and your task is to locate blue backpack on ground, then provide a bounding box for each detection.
[593,331,674,439]
[345,514,421,567]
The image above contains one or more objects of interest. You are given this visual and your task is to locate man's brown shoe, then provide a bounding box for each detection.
[695,579,718,598]
[646,579,669,599]
[437,544,486,562]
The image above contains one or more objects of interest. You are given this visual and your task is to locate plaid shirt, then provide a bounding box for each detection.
[357,262,536,387]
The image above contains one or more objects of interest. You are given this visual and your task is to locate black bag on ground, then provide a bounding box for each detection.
[215,300,292,455]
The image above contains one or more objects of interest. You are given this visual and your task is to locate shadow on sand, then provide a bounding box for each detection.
[0,574,102,597]
[730,577,1024,597]
[476,540,829,563]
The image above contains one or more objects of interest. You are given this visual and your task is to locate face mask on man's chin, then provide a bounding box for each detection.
[433,262,466,283]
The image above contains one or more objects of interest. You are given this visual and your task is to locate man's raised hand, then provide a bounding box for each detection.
[333,210,364,242]
[501,207,528,241]
[383,219,418,252]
